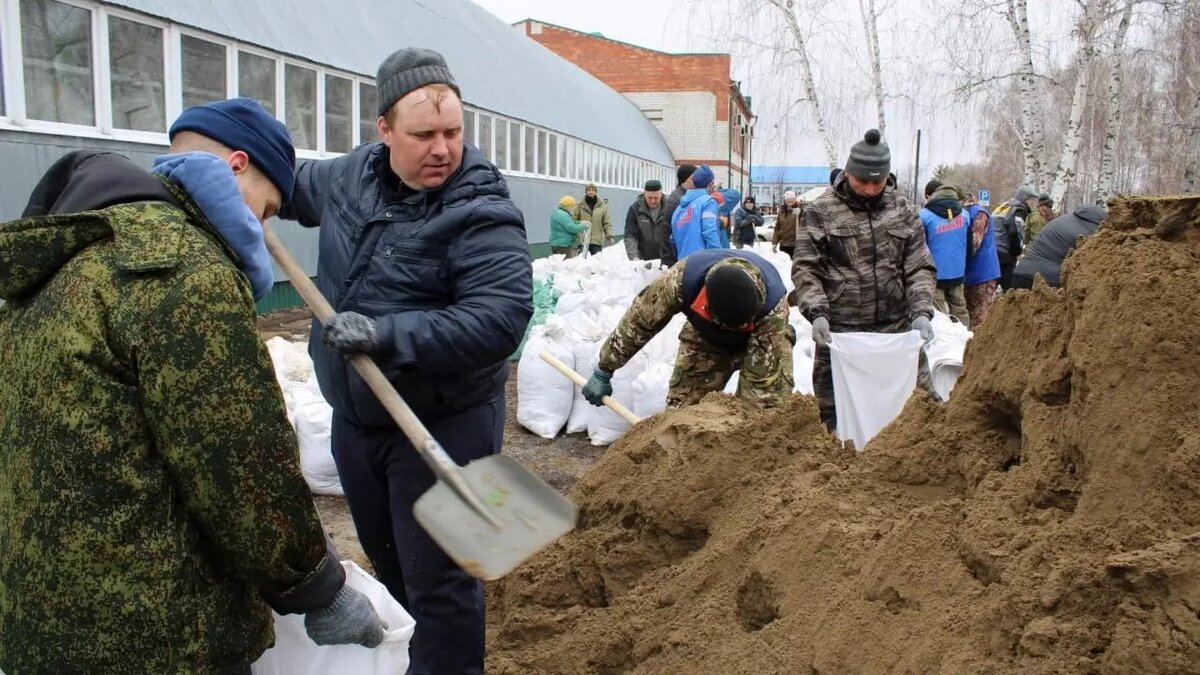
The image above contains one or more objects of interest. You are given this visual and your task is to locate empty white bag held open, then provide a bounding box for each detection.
[829,331,925,451]
[251,562,416,675]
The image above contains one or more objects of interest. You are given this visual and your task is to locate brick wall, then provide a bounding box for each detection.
[518,20,753,180]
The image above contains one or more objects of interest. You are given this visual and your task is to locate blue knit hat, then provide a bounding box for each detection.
[169,98,296,204]
[692,165,715,189]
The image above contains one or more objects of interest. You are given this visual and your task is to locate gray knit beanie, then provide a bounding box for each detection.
[844,129,890,181]
[376,48,461,117]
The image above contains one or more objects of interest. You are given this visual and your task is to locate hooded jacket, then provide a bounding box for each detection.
[919,186,968,283]
[671,188,722,259]
[284,142,533,428]
[774,202,802,248]
[792,175,936,328]
[550,205,588,248]
[0,151,339,674]
[575,195,613,246]
[1013,205,1106,287]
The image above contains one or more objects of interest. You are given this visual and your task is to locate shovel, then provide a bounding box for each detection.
[539,352,642,425]
[263,223,577,581]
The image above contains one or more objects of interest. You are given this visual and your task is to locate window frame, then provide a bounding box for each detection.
[280,57,319,152]
[101,5,170,138]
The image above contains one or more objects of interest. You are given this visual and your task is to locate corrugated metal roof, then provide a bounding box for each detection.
[102,0,674,165]
[751,166,832,185]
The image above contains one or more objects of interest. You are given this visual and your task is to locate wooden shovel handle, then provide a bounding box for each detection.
[539,352,642,426]
[262,223,434,451]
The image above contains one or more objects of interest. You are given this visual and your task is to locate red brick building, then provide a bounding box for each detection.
[514,19,755,193]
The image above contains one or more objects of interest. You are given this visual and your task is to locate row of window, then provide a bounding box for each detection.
[0,0,672,189]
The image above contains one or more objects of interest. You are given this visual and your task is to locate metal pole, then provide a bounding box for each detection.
[747,124,754,205]
[913,128,922,203]
[727,84,734,188]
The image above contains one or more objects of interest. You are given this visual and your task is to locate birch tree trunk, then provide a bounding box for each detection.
[1008,0,1046,190]
[1185,86,1200,192]
[768,0,839,168]
[858,0,887,139]
[1096,0,1135,202]
[1049,0,1105,206]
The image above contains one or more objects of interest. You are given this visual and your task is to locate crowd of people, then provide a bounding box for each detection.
[0,39,1114,675]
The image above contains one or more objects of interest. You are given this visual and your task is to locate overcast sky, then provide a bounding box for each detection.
[469,0,1079,183]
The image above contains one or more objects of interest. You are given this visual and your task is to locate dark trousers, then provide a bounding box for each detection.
[331,396,505,675]
[999,263,1016,290]
[779,245,796,259]
[588,243,602,255]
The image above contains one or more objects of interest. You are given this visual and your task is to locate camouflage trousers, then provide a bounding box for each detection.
[965,281,999,328]
[934,283,970,325]
[667,322,794,409]
[813,317,933,432]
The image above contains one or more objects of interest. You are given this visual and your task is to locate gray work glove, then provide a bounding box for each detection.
[322,311,380,356]
[912,315,934,345]
[811,317,832,348]
[304,584,387,648]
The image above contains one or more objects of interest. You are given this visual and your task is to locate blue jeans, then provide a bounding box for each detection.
[331,396,505,675]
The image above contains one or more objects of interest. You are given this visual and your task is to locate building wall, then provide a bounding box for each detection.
[622,91,747,178]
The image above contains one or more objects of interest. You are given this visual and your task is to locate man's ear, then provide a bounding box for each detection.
[376,115,391,145]
[227,150,250,175]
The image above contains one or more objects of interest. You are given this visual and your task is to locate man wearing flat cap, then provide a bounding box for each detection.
[283,48,532,674]
[624,179,668,261]
[792,129,938,433]
[0,98,385,674]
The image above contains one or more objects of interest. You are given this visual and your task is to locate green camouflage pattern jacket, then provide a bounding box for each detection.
[598,257,793,408]
[0,167,340,675]
[792,180,936,329]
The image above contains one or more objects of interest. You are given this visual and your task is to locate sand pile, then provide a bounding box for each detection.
[487,196,1200,674]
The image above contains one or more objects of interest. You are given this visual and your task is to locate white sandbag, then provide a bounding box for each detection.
[291,378,342,496]
[632,362,672,417]
[566,340,601,434]
[724,371,740,395]
[925,311,973,401]
[588,359,644,446]
[793,340,815,395]
[517,320,576,439]
[829,331,925,451]
[252,562,415,675]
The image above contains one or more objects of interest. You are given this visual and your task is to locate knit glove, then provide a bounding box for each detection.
[912,315,934,345]
[582,368,613,406]
[322,312,380,356]
[304,584,387,648]
[811,317,832,348]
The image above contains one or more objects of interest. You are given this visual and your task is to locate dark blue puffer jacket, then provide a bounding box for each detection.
[285,142,533,428]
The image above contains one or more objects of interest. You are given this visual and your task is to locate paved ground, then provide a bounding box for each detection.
[257,309,604,573]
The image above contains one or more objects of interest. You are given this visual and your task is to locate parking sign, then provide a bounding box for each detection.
[979,189,991,207]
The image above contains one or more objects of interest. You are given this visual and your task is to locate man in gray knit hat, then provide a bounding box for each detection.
[283,47,533,675]
[791,129,938,432]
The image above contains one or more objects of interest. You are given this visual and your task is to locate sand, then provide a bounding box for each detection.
[485,195,1200,674]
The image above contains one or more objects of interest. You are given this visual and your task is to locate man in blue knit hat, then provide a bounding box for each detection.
[0,98,385,675]
[671,164,723,259]
[283,48,533,675]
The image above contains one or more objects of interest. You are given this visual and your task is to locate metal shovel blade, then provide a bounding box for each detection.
[413,454,577,581]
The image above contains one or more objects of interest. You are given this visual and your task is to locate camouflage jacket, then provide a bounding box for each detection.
[598,257,792,407]
[792,180,936,329]
[0,157,340,675]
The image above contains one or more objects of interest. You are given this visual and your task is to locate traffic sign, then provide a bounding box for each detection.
[979,189,991,207]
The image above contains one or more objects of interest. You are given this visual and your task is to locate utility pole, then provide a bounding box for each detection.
[913,129,922,204]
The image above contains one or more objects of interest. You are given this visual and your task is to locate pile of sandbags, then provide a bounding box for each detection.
[265,337,342,496]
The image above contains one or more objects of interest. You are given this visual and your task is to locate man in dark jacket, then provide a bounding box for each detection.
[661,164,697,266]
[1012,204,1107,288]
[624,179,667,260]
[282,49,533,675]
[994,185,1039,289]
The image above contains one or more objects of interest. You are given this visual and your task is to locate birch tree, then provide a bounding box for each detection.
[767,0,840,167]
[858,0,887,139]
[1184,87,1200,192]
[1096,0,1135,201]
[1007,0,1048,190]
[1048,0,1107,205]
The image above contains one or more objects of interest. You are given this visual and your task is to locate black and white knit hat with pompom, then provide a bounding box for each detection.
[845,129,890,181]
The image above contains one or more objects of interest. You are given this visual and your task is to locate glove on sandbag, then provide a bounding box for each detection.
[911,315,934,345]
[811,317,832,348]
[304,584,387,648]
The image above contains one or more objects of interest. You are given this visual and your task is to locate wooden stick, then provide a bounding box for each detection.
[539,352,643,426]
